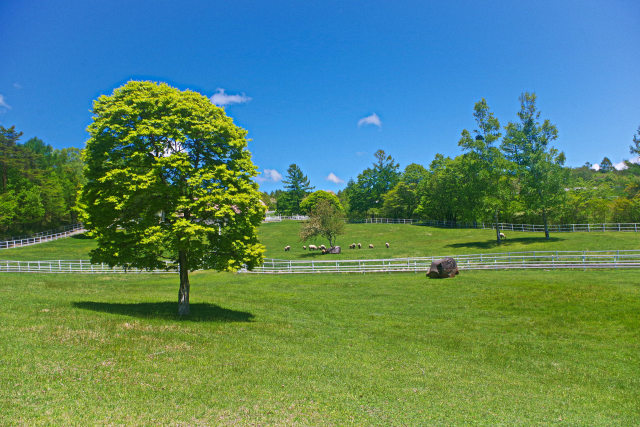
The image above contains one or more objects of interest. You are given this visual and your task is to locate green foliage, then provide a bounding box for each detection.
[502,92,567,238]
[345,150,400,218]
[630,126,640,157]
[299,190,343,214]
[599,157,614,173]
[299,199,345,247]
[277,164,314,215]
[78,81,266,313]
[0,125,84,237]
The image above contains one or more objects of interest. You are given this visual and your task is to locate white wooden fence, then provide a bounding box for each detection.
[0,259,172,274]
[357,218,640,232]
[243,250,640,274]
[0,223,86,249]
[2,250,639,274]
[263,215,309,222]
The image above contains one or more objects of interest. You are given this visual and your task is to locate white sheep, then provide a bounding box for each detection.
[369,244,374,249]
[308,244,317,251]
[357,243,362,249]
[303,245,307,250]
[284,245,291,251]
[385,242,390,248]
[499,232,506,240]
[319,244,326,250]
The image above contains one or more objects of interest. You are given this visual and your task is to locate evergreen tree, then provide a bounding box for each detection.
[278,164,314,215]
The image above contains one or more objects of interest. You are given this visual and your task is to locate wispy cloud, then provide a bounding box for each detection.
[257,169,282,182]
[13,83,22,89]
[358,113,381,128]
[0,94,11,110]
[355,151,366,157]
[210,88,252,106]
[326,172,343,184]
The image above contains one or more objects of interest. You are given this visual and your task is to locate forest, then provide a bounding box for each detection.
[2,93,639,240]
[267,95,640,233]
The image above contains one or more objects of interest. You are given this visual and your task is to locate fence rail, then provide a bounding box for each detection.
[263,215,309,222]
[243,250,640,274]
[355,218,640,232]
[0,224,86,250]
[2,250,639,274]
[0,259,172,274]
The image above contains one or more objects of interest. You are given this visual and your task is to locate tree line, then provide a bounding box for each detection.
[265,93,640,242]
[0,125,85,238]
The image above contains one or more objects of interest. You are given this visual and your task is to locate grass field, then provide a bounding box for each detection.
[2,222,639,261]
[1,270,638,424]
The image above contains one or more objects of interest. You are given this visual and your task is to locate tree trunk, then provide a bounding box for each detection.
[178,250,190,316]
[495,209,501,244]
[542,208,550,240]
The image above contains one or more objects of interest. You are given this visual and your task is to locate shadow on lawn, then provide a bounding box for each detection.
[446,236,564,249]
[72,301,254,322]
[71,233,93,240]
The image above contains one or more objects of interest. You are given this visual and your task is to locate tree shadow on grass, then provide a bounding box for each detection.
[71,233,93,240]
[446,236,564,250]
[72,301,254,322]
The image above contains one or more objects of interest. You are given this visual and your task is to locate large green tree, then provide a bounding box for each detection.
[299,190,343,214]
[458,98,510,243]
[299,199,345,248]
[501,92,567,239]
[79,81,266,315]
[345,149,400,217]
[277,164,314,215]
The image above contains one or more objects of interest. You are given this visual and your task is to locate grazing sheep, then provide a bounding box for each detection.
[308,244,317,251]
[385,242,390,248]
[320,244,326,250]
[303,245,307,250]
[321,248,327,254]
[349,243,356,249]
[357,243,362,249]
[499,232,506,239]
[369,244,374,249]
[284,245,291,251]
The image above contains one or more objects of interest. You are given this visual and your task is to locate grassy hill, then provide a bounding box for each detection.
[1,221,638,261]
[1,269,638,424]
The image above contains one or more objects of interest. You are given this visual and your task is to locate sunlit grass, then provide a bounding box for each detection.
[2,222,638,261]
[1,270,638,424]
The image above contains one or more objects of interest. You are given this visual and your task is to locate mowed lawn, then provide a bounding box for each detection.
[2,222,639,261]
[1,270,638,424]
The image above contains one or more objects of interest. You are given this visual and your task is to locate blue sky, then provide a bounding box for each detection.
[1,0,639,192]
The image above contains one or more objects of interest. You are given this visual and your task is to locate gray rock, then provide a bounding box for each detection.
[427,257,459,278]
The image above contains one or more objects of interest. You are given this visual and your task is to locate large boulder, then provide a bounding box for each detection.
[427,257,459,278]
[327,246,341,254]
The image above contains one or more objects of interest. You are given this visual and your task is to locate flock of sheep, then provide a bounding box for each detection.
[283,233,506,252]
[284,242,391,252]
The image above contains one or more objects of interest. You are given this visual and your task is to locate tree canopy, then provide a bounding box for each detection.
[79,81,265,315]
[299,190,343,214]
[299,199,345,248]
[277,164,314,215]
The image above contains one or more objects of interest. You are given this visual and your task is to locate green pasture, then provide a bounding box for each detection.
[1,270,638,424]
[2,222,639,261]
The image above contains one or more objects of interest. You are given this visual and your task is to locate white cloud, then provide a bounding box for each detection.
[13,83,22,89]
[257,169,282,182]
[326,172,343,184]
[0,94,11,110]
[591,163,600,171]
[358,113,381,128]
[614,161,628,171]
[210,88,252,106]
